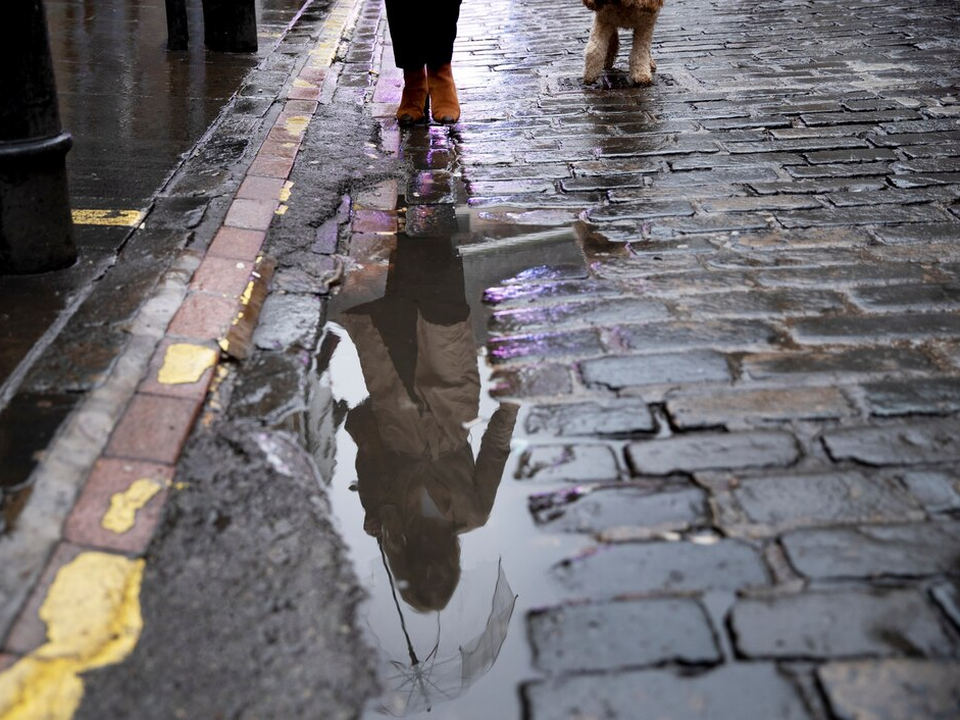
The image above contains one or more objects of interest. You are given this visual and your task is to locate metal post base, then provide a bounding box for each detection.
[0,133,76,275]
[202,0,258,53]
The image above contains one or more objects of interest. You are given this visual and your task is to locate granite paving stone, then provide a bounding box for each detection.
[553,540,769,597]
[898,470,960,514]
[781,522,960,580]
[727,471,923,533]
[730,589,959,660]
[523,664,813,720]
[533,486,709,538]
[818,660,960,720]
[528,597,720,673]
[823,420,960,466]
[627,432,800,476]
[580,351,732,389]
[524,400,656,437]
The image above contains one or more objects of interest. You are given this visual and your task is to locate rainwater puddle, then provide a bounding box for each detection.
[316,211,594,719]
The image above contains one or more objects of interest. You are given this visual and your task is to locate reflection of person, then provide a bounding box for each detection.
[385,0,462,125]
[341,240,518,612]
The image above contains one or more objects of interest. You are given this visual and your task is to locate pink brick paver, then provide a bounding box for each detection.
[105,394,203,465]
[224,198,280,231]
[63,458,174,554]
[236,175,286,202]
[190,256,255,298]
[207,227,266,261]
[0,654,15,672]
[248,153,296,179]
[167,293,239,340]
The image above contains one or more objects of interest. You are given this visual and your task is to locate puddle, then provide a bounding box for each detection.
[313,210,592,718]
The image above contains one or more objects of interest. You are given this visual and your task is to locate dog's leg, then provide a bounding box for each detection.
[584,18,616,83]
[604,29,619,69]
[628,10,659,85]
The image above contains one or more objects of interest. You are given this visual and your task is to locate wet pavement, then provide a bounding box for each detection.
[3,0,960,717]
[0,0,314,480]
[0,0,323,495]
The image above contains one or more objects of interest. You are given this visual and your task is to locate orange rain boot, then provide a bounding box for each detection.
[397,66,428,125]
[427,63,460,124]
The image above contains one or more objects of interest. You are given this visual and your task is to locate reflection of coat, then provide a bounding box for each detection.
[342,307,518,537]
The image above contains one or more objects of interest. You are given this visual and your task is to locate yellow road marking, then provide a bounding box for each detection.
[0,553,145,720]
[157,343,218,385]
[71,209,144,227]
[101,479,164,534]
[283,115,310,137]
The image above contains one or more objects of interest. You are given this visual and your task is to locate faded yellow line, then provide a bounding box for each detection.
[101,479,164,534]
[71,209,144,227]
[0,553,145,720]
[157,343,218,386]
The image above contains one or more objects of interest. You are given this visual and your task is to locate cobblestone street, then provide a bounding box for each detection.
[400,0,960,716]
[2,0,959,717]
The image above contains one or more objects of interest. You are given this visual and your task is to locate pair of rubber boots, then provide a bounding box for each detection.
[396,64,459,125]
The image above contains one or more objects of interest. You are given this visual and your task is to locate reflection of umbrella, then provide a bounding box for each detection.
[374,544,517,717]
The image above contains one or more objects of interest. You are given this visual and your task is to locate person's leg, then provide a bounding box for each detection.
[384,0,428,124]
[425,0,462,123]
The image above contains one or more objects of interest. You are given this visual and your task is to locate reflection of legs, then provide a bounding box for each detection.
[390,239,469,327]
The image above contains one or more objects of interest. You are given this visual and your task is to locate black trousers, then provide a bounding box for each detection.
[384,0,463,70]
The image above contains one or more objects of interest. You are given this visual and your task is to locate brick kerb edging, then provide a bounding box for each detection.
[0,0,367,656]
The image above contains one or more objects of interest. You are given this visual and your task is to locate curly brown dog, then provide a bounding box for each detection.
[583,0,664,85]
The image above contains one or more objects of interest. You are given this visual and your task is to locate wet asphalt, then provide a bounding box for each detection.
[1,0,303,401]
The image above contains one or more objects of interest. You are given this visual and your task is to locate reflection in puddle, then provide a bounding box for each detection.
[337,238,519,714]
[316,210,589,718]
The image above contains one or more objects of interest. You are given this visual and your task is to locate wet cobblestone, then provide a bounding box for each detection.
[450,0,960,713]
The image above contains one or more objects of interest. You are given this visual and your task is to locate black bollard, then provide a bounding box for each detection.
[165,0,189,51]
[0,0,76,275]
[201,0,258,53]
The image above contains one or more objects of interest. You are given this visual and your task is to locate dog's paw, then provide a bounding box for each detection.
[650,57,657,72]
[583,70,602,84]
[629,69,653,85]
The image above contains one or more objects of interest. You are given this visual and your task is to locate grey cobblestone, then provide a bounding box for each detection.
[818,660,960,720]
[666,387,853,428]
[528,597,720,673]
[730,589,959,660]
[782,522,960,580]
[899,470,960,514]
[554,540,769,597]
[863,378,960,416]
[823,419,960,466]
[440,0,960,713]
[533,486,708,538]
[742,347,938,380]
[627,432,800,476]
[525,400,656,437]
[580,351,732,389]
[524,665,813,720]
[517,444,621,483]
[723,472,923,535]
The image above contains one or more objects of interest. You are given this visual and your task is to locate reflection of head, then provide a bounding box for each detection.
[383,513,461,613]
